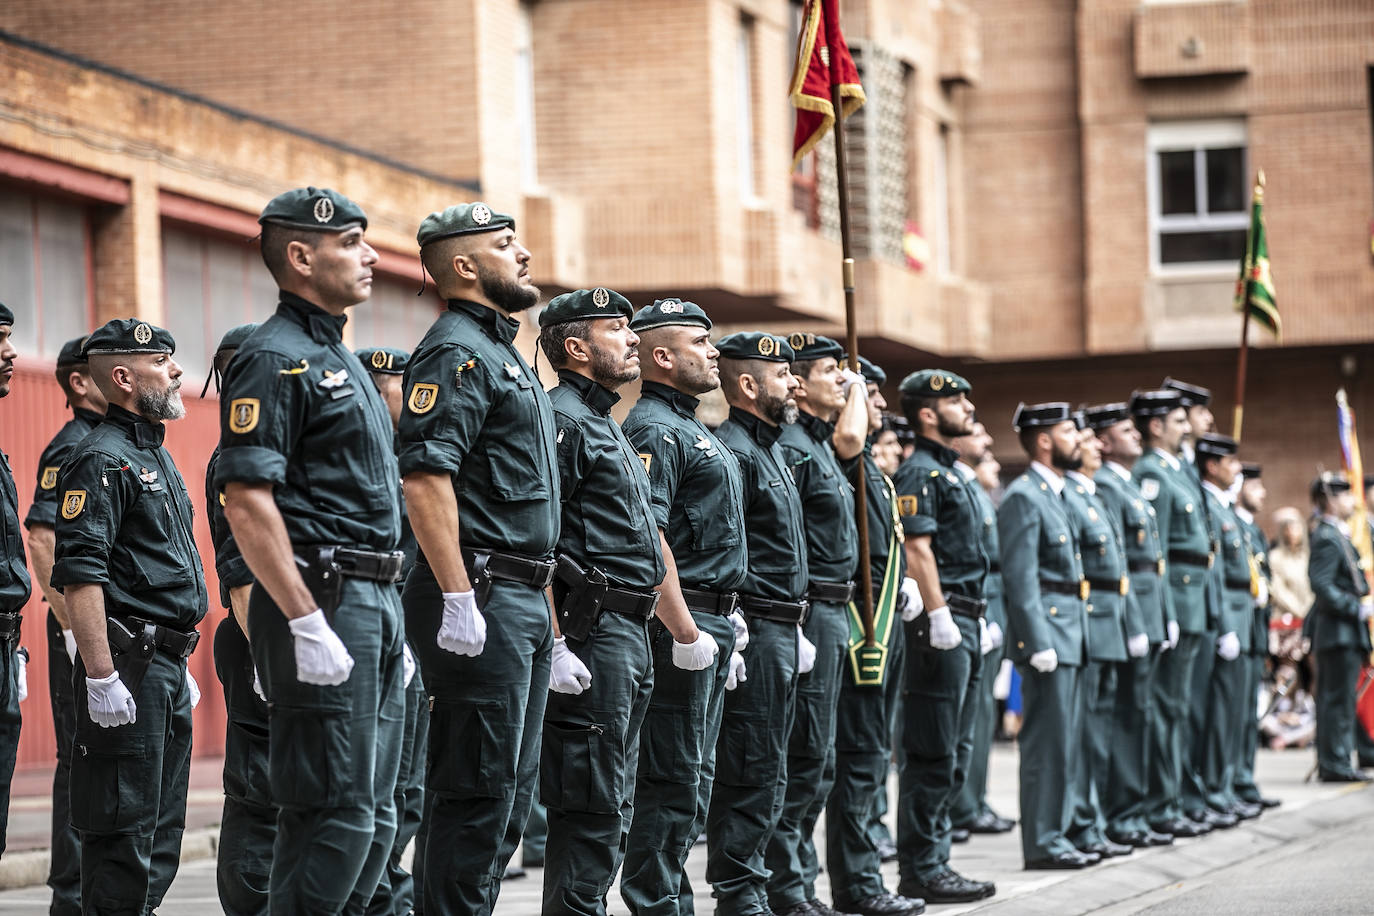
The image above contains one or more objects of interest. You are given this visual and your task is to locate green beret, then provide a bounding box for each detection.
[1011,401,1072,432]
[1084,402,1130,431]
[216,324,259,355]
[846,354,886,387]
[0,303,13,326]
[1194,433,1238,460]
[56,336,89,368]
[355,346,410,375]
[715,332,795,363]
[1162,376,1211,408]
[259,187,367,232]
[899,368,971,398]
[83,318,175,356]
[788,334,843,362]
[1129,389,1183,417]
[630,298,712,332]
[538,288,634,327]
[416,202,515,247]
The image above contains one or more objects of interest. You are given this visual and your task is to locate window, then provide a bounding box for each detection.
[0,188,93,359]
[1147,120,1248,271]
[515,1,539,188]
[346,279,443,354]
[737,14,758,199]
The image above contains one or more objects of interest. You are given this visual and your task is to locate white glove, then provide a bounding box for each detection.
[402,642,417,687]
[16,650,27,702]
[927,606,963,650]
[797,626,817,674]
[1217,631,1241,661]
[979,618,994,656]
[550,636,592,694]
[437,591,487,656]
[1029,648,1058,673]
[672,631,720,671]
[1164,620,1180,651]
[86,671,137,727]
[186,670,200,709]
[252,664,266,702]
[1359,597,1374,622]
[730,611,749,653]
[62,629,77,664]
[986,621,1005,650]
[1256,578,1270,608]
[725,651,747,690]
[288,609,355,686]
[1127,632,1150,658]
[900,577,924,621]
[840,368,867,397]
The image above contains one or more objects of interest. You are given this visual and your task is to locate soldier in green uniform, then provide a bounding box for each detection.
[398,202,559,915]
[1306,472,1373,781]
[891,370,996,902]
[1062,414,1134,859]
[24,334,106,912]
[1232,463,1280,809]
[826,356,926,916]
[218,188,406,914]
[0,304,31,861]
[620,298,746,916]
[706,332,808,916]
[766,334,868,916]
[52,318,208,912]
[1087,402,1174,848]
[949,421,1015,839]
[1162,378,1215,472]
[1131,390,1213,838]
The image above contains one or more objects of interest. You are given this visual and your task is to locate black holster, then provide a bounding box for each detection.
[553,554,607,642]
[467,552,495,610]
[295,549,344,622]
[106,617,157,696]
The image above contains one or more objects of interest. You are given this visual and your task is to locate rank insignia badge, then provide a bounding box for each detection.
[61,490,86,520]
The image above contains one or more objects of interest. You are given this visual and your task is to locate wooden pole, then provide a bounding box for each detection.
[830,81,876,646]
[1233,171,1264,441]
[1233,302,1251,440]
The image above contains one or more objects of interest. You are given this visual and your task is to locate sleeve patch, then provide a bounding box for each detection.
[638,452,653,473]
[40,466,59,490]
[228,398,261,434]
[897,494,919,516]
[61,490,87,520]
[1140,478,1160,501]
[407,383,440,414]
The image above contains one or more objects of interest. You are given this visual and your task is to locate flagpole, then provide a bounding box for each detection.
[1232,170,1264,441]
[830,81,876,646]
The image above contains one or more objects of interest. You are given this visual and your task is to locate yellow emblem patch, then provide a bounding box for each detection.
[228,398,260,434]
[408,383,439,414]
[638,452,653,473]
[61,490,86,520]
[758,336,776,357]
[897,495,919,516]
[930,374,944,391]
[40,466,59,490]
[370,350,389,370]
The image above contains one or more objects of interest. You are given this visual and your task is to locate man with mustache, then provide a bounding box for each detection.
[0,303,31,864]
[218,188,405,914]
[51,318,208,912]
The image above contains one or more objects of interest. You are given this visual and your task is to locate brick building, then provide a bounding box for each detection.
[0,0,1371,764]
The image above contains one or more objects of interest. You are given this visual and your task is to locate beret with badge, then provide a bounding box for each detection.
[899,368,971,398]
[417,202,516,247]
[630,297,712,332]
[539,287,634,327]
[0,303,13,327]
[259,187,367,232]
[1129,389,1184,417]
[1162,376,1212,408]
[1084,402,1131,432]
[1011,401,1072,432]
[56,336,90,369]
[787,333,843,362]
[715,332,795,363]
[846,354,887,387]
[83,318,176,356]
[355,346,410,375]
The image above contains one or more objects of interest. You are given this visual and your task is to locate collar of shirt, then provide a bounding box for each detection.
[797,409,836,445]
[639,380,700,417]
[448,298,520,346]
[556,369,620,416]
[278,291,346,345]
[73,406,106,426]
[1066,470,1096,495]
[1031,460,1065,495]
[1322,515,1352,538]
[104,403,165,449]
[729,405,783,448]
[1106,460,1132,483]
[1152,447,1181,472]
[914,435,959,468]
[1180,442,1196,465]
[1202,478,1232,506]
[1235,505,1254,525]
[954,460,978,483]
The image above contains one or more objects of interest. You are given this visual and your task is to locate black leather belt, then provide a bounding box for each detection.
[124,617,200,658]
[808,580,856,604]
[599,586,660,621]
[300,546,406,583]
[463,549,557,588]
[987,562,1001,574]
[680,586,739,616]
[1087,576,1130,597]
[1224,577,1253,591]
[1169,549,1214,569]
[1129,558,1165,575]
[0,611,22,641]
[1041,578,1089,600]
[740,595,810,625]
[945,593,987,619]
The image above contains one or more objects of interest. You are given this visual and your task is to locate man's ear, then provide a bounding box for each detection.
[564,335,591,366]
[286,239,313,277]
[738,372,759,401]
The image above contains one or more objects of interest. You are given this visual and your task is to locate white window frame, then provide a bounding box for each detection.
[1146,119,1248,276]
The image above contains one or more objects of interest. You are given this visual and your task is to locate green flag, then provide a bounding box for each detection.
[1234,172,1280,338]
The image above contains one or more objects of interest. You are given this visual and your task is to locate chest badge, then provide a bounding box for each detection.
[408,383,440,414]
[61,490,86,520]
[1140,478,1160,501]
[139,468,159,485]
[229,398,260,434]
[693,434,718,457]
[319,368,350,390]
[503,362,521,380]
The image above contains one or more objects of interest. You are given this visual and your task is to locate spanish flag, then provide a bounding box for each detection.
[1233,171,1280,339]
[789,0,866,170]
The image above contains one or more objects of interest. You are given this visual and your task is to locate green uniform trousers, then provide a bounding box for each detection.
[403,570,552,916]
[678,614,734,916]
[1147,631,1204,825]
[706,617,799,916]
[621,611,734,916]
[1232,653,1263,802]
[765,600,849,911]
[1104,650,1159,835]
[826,622,905,908]
[949,640,1003,827]
[896,613,980,883]
[71,651,193,916]
[367,649,428,916]
[523,794,547,863]
[865,636,905,851]
[251,578,405,916]
[1200,653,1246,812]
[1181,630,1219,813]
[46,610,82,916]
[1068,661,1114,848]
[212,616,274,916]
[1016,663,1083,863]
[0,638,21,859]
[542,611,653,916]
[1316,646,1364,778]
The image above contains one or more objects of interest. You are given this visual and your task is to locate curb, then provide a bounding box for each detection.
[0,826,219,892]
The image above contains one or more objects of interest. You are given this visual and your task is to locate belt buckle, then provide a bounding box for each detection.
[646,590,661,617]
[1119,575,1130,596]
[1079,580,1090,601]
[184,628,201,656]
[724,592,740,615]
[1157,558,1166,577]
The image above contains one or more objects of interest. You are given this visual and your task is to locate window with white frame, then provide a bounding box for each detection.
[1147,120,1248,271]
[0,188,93,359]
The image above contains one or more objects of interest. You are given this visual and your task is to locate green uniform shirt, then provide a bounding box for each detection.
[1236,510,1270,656]
[215,294,401,551]
[959,462,1005,630]
[1308,519,1371,653]
[715,407,808,602]
[893,436,989,599]
[205,448,253,610]
[1134,450,1213,633]
[550,371,664,590]
[51,405,207,630]
[1064,473,1128,662]
[1202,485,1254,650]
[0,448,30,613]
[25,407,103,530]
[622,381,747,592]
[779,412,859,585]
[397,299,559,559]
[1095,464,1171,643]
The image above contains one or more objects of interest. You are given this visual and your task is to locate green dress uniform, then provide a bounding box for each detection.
[52,321,208,915]
[1232,487,1273,806]
[1063,470,1129,851]
[0,407,31,862]
[706,332,808,916]
[620,300,746,916]
[217,280,407,913]
[767,349,859,914]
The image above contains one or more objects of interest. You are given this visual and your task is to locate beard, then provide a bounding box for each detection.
[937,414,971,439]
[678,359,720,396]
[1050,440,1082,471]
[759,387,799,426]
[588,340,639,387]
[135,379,185,421]
[478,261,540,313]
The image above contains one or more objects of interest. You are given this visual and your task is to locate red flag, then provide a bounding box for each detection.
[789,0,866,170]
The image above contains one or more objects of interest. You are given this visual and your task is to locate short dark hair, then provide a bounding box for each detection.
[54,364,86,404]
[1197,453,1225,480]
[539,318,593,370]
[900,394,940,428]
[1017,426,1044,456]
[791,358,822,382]
[260,223,326,283]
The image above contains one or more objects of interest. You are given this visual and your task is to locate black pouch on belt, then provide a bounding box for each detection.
[295,548,344,623]
[106,617,157,696]
[553,554,607,642]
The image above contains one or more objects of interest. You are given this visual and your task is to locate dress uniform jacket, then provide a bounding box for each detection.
[1095,465,1170,644]
[1135,451,1214,634]
[1064,476,1128,663]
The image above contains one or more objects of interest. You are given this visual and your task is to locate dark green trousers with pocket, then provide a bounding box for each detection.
[1068,660,1115,848]
[1147,631,1203,825]
[46,610,83,916]
[1016,662,1083,863]
[1180,629,1218,814]
[1316,646,1363,778]
[1105,649,1158,835]
[949,638,1003,828]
